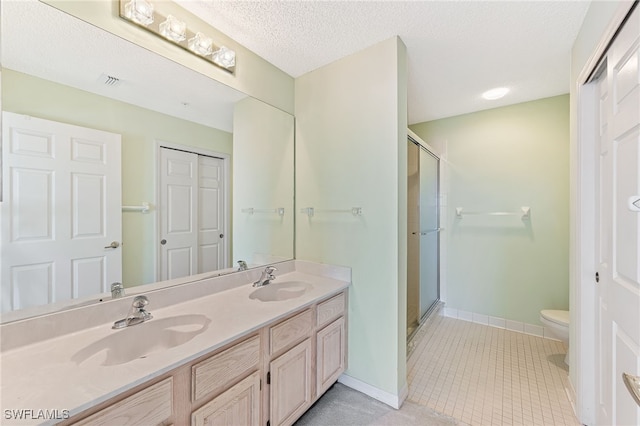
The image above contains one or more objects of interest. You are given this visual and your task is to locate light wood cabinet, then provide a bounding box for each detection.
[269,339,313,426]
[191,371,261,426]
[191,335,260,402]
[316,293,345,328]
[71,378,173,426]
[269,308,313,355]
[316,317,346,396]
[67,290,347,426]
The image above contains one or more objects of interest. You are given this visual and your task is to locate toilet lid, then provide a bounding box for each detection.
[540,310,569,326]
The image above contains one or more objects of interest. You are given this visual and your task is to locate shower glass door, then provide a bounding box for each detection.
[419,147,439,319]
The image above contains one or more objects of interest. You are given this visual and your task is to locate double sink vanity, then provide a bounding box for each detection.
[0,261,350,425]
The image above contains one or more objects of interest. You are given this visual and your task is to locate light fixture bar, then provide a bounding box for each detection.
[119,0,236,74]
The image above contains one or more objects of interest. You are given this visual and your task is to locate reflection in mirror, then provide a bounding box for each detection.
[0,0,294,322]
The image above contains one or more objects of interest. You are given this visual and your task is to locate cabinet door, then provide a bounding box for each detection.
[316,317,345,396]
[72,378,172,426]
[191,372,261,426]
[269,339,312,426]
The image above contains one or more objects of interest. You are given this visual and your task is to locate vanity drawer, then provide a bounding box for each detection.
[72,377,172,425]
[316,292,345,328]
[270,309,313,355]
[192,335,260,402]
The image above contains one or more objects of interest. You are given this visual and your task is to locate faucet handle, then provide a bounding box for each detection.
[132,295,149,308]
[265,266,277,274]
[110,282,124,298]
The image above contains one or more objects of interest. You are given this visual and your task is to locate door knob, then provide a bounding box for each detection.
[623,372,640,407]
[160,239,167,245]
[104,241,120,249]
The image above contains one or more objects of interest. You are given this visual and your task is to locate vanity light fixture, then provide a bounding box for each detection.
[188,32,214,57]
[124,0,154,27]
[119,0,236,73]
[482,87,510,100]
[212,46,236,69]
[159,14,187,43]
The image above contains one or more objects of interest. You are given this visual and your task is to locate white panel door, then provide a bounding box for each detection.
[198,155,225,273]
[596,6,640,425]
[596,66,614,426]
[1,112,122,312]
[159,148,198,280]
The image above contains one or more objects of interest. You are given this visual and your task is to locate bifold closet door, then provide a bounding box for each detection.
[159,148,227,281]
[159,148,199,281]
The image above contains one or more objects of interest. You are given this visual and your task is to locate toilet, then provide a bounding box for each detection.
[539,309,570,366]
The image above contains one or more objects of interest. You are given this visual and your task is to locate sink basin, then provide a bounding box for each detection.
[249,281,313,302]
[72,314,211,366]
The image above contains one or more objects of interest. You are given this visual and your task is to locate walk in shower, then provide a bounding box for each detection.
[407,136,440,339]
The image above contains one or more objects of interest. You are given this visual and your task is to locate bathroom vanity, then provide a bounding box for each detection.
[0,261,349,426]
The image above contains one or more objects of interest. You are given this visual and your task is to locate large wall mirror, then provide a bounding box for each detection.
[0,0,294,322]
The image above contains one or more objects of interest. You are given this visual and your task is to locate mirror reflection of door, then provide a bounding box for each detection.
[158,146,227,280]
[1,112,122,312]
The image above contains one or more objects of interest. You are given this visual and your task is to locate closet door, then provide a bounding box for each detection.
[159,148,227,280]
[198,156,225,273]
[159,148,198,280]
[594,5,640,424]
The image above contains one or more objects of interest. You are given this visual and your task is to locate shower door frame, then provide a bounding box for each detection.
[408,134,441,328]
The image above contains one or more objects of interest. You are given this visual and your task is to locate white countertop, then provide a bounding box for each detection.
[0,268,349,425]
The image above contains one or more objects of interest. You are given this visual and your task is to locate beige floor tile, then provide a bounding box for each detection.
[407,314,580,426]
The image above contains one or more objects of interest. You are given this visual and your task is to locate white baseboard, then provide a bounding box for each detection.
[442,307,561,341]
[338,374,407,409]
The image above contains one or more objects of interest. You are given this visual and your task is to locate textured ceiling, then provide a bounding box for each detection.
[176,0,591,124]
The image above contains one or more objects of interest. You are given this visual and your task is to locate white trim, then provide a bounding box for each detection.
[338,374,407,409]
[442,307,560,341]
[154,140,231,281]
[572,3,635,423]
[576,2,636,87]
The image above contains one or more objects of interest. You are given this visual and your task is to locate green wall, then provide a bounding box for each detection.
[295,37,408,400]
[232,97,295,265]
[2,69,232,287]
[411,95,570,325]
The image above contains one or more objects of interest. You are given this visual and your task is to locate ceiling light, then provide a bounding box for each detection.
[188,32,214,57]
[159,15,187,43]
[482,87,510,100]
[212,46,236,69]
[124,0,154,26]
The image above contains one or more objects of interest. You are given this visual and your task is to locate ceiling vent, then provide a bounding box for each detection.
[100,74,122,87]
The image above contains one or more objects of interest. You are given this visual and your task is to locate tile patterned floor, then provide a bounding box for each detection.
[407,314,580,426]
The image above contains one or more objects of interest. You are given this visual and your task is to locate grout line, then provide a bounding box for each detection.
[406,314,580,426]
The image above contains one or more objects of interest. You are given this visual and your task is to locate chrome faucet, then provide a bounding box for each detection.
[110,282,124,299]
[112,295,153,329]
[237,260,248,271]
[253,266,277,287]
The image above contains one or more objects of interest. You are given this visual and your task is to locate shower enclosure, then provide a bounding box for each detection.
[407,136,440,338]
